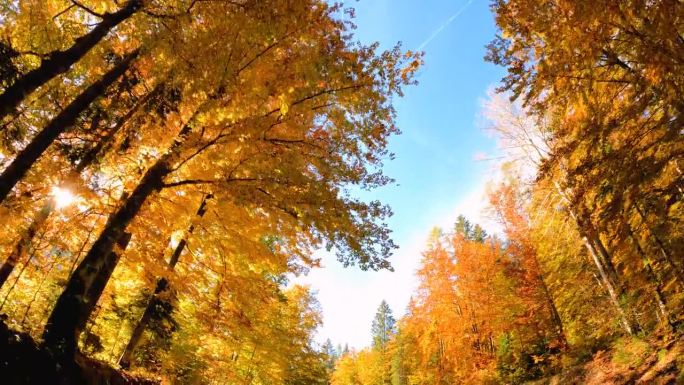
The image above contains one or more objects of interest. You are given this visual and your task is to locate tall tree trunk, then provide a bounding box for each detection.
[585,224,622,287]
[118,194,211,368]
[625,224,675,329]
[0,0,143,121]
[552,181,639,335]
[117,277,169,368]
[0,247,39,312]
[41,158,169,356]
[522,230,568,347]
[0,202,53,288]
[41,118,193,357]
[78,232,132,333]
[582,235,637,335]
[586,228,642,332]
[536,271,567,347]
[0,84,155,290]
[633,204,684,286]
[0,50,139,203]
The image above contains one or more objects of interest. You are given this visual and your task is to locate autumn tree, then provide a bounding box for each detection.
[331,351,362,385]
[32,0,419,359]
[0,0,146,121]
[0,0,419,382]
[487,0,683,332]
[489,177,567,349]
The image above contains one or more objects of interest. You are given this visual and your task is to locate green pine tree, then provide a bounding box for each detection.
[372,300,396,350]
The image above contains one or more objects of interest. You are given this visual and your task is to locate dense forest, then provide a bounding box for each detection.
[0,0,682,384]
[328,0,684,383]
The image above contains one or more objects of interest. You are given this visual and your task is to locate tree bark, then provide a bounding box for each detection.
[118,194,211,368]
[625,224,675,328]
[42,119,193,357]
[42,158,169,356]
[582,235,637,335]
[0,202,53,288]
[633,204,684,287]
[78,232,132,332]
[0,50,139,203]
[552,181,639,335]
[521,229,568,347]
[536,272,567,347]
[0,0,143,121]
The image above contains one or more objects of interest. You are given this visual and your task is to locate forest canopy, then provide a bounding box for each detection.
[328,0,684,384]
[0,0,682,384]
[0,0,419,383]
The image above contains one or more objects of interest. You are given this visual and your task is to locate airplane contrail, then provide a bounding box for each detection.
[417,0,475,51]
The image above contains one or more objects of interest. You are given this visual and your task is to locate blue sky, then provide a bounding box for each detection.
[297,0,505,350]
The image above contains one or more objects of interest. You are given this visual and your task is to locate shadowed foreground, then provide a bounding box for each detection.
[0,319,155,385]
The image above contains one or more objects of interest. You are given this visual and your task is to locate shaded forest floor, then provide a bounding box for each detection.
[3,315,684,385]
[0,318,156,385]
[529,333,684,385]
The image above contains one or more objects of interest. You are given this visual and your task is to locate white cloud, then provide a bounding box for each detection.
[293,172,503,350]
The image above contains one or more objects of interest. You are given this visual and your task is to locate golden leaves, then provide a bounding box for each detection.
[278,93,290,115]
[0,0,420,381]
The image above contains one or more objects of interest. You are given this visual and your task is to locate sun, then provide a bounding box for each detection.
[51,186,76,209]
